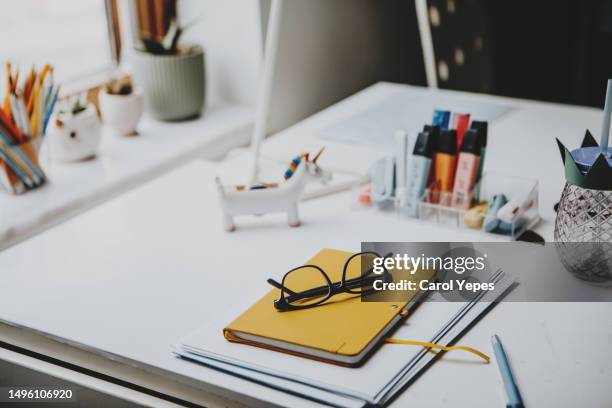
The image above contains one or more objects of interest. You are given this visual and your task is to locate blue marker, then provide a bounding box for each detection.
[432,110,451,129]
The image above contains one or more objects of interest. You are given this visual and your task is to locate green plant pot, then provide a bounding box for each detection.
[132,45,205,121]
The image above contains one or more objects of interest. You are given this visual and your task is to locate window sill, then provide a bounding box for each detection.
[59,67,117,97]
[0,103,254,251]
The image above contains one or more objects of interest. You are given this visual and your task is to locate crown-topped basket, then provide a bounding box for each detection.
[554,80,612,285]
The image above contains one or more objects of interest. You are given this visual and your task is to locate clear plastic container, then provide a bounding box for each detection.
[353,172,540,239]
[416,173,540,236]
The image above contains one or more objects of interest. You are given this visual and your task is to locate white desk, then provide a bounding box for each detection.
[0,83,610,407]
[0,104,253,252]
[0,159,610,407]
[261,82,604,241]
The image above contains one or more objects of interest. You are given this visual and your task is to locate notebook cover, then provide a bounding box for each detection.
[223,248,433,366]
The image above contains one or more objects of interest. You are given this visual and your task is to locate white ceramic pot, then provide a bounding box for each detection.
[47,105,102,162]
[99,89,144,136]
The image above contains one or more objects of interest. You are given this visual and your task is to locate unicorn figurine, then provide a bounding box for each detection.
[216,148,329,231]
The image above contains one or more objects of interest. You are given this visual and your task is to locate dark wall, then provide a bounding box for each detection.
[427,0,612,107]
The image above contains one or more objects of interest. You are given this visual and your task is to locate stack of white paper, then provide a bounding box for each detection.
[176,270,514,407]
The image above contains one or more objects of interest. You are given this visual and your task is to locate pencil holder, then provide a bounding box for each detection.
[0,137,46,195]
[553,79,612,284]
[554,131,612,284]
[0,62,59,194]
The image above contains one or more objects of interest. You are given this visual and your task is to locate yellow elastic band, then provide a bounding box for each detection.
[384,337,490,364]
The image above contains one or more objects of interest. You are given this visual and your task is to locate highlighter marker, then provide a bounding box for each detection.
[451,129,481,209]
[432,110,450,129]
[484,194,513,233]
[394,130,409,207]
[433,129,457,205]
[424,124,440,135]
[471,121,488,184]
[370,156,395,209]
[406,131,435,217]
[424,125,440,188]
[452,113,471,151]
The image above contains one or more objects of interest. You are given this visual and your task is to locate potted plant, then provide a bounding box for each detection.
[131,2,204,122]
[99,75,144,136]
[47,96,102,162]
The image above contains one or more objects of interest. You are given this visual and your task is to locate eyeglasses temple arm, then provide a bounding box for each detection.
[268,279,330,302]
[284,284,331,302]
[266,278,298,296]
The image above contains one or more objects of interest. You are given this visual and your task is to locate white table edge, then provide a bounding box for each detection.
[0,322,274,408]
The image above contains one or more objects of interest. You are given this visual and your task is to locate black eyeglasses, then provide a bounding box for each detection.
[266,252,393,311]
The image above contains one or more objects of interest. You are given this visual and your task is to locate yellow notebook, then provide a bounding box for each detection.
[224,248,435,367]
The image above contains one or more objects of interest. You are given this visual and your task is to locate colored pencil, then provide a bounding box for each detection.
[0,63,57,192]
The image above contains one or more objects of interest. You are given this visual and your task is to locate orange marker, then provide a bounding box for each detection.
[433,129,458,205]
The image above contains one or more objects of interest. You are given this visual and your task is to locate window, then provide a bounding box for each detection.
[0,0,118,83]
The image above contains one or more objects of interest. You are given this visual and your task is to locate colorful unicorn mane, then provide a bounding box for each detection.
[283,152,309,180]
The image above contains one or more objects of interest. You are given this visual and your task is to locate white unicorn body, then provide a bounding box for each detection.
[216,150,328,231]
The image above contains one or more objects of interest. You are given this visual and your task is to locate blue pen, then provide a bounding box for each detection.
[432,109,451,129]
[492,335,524,408]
